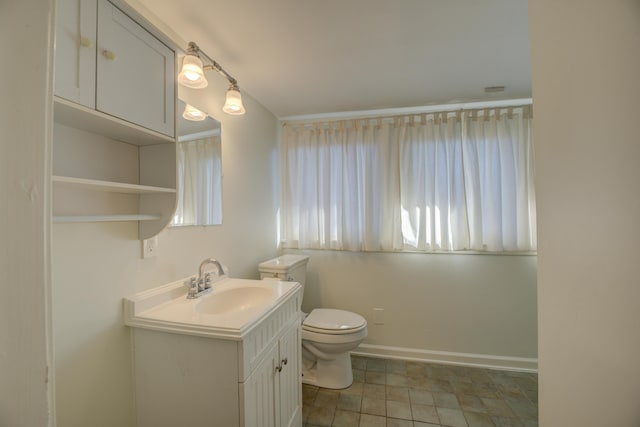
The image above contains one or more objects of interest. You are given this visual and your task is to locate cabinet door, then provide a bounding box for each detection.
[277,323,302,427]
[241,343,278,427]
[96,0,175,137]
[54,0,97,107]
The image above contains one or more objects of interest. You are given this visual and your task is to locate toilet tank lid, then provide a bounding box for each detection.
[258,254,309,273]
[303,308,367,331]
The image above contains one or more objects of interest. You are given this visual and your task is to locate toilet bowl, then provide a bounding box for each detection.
[301,308,367,389]
[258,255,368,389]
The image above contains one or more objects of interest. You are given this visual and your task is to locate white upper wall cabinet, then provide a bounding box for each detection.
[52,0,178,239]
[54,0,175,138]
[96,1,175,137]
[54,0,97,108]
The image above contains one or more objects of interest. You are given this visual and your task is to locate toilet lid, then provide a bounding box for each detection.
[303,309,367,334]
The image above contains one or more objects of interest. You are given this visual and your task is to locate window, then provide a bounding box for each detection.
[280,106,535,252]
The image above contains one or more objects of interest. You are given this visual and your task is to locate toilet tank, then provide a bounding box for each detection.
[259,254,310,298]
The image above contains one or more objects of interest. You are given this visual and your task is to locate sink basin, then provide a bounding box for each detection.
[195,286,275,315]
[124,277,301,338]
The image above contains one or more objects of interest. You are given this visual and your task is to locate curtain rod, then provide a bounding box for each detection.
[281,98,532,125]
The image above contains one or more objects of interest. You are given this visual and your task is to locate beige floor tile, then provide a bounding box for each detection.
[361,397,386,416]
[387,418,414,427]
[411,404,439,424]
[305,357,540,427]
[488,415,525,426]
[426,378,455,393]
[386,400,412,420]
[332,409,360,427]
[341,381,364,396]
[386,385,410,402]
[457,394,487,413]
[469,383,500,399]
[437,407,468,427]
[359,413,386,427]
[353,369,365,383]
[365,371,387,385]
[433,391,460,409]
[407,376,430,389]
[505,400,537,420]
[363,383,386,399]
[463,411,497,427]
[387,373,410,386]
[523,389,538,404]
[386,360,408,375]
[337,393,362,412]
[315,390,340,408]
[409,389,435,406]
[351,357,367,370]
[480,398,515,418]
[367,358,387,372]
[307,406,336,427]
[304,388,319,406]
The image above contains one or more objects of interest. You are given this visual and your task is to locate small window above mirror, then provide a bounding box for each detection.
[171,100,222,226]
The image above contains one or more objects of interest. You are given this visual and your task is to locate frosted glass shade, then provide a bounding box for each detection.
[182,104,207,121]
[222,89,246,115]
[178,54,208,88]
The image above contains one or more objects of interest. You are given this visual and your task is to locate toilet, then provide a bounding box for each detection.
[258,254,367,389]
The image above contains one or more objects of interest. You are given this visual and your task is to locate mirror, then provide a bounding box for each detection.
[171,99,222,226]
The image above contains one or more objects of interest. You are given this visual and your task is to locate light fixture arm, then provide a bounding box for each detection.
[180,41,246,115]
[188,41,239,89]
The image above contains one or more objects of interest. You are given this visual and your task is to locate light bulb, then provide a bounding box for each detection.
[178,54,208,88]
[222,88,246,115]
[182,104,207,121]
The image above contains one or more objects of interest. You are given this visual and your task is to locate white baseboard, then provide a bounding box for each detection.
[351,344,538,373]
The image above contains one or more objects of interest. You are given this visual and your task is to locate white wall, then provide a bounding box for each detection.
[52,86,280,426]
[287,250,537,367]
[0,0,54,426]
[530,1,640,425]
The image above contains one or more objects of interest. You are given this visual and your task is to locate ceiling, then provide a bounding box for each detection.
[137,0,531,118]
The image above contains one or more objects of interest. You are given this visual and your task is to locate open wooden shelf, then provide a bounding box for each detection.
[53,96,174,147]
[52,175,176,194]
[53,214,162,223]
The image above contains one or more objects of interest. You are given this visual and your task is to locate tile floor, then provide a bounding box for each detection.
[302,355,538,427]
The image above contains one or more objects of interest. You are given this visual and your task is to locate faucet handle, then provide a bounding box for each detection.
[204,272,212,289]
[187,277,198,298]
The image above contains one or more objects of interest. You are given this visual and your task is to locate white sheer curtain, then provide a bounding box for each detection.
[281,120,398,251]
[172,135,222,226]
[397,112,468,251]
[463,107,536,251]
[280,105,535,252]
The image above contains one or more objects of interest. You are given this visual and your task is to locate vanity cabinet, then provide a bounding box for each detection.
[129,284,303,427]
[241,322,301,427]
[52,0,177,239]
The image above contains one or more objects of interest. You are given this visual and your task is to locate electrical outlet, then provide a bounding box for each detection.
[141,236,158,259]
[372,307,385,325]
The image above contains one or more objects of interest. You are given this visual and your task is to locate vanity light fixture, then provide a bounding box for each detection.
[182,104,207,121]
[178,41,246,116]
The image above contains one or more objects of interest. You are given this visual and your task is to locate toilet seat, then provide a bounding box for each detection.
[303,308,367,335]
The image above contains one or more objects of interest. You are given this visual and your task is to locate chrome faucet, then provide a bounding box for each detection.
[187,258,225,299]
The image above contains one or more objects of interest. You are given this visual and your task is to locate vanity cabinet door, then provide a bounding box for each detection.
[242,342,279,427]
[241,321,302,427]
[54,0,97,108]
[277,323,302,427]
[96,0,175,137]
